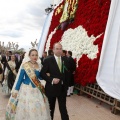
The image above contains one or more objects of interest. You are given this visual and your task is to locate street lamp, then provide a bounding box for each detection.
[45,4,56,15]
[45,0,62,14]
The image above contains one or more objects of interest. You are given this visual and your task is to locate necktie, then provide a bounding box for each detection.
[57,57,61,72]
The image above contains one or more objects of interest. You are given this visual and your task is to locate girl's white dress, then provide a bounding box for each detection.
[2,61,16,95]
[7,67,51,120]
[15,83,51,120]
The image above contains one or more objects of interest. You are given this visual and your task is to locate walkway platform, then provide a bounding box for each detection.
[0,85,120,120]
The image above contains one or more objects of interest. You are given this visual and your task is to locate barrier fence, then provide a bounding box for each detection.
[75,83,120,114]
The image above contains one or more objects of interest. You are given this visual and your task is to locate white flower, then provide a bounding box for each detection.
[60,25,102,66]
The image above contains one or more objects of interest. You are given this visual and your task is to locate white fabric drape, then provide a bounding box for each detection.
[96,0,120,100]
[37,12,54,57]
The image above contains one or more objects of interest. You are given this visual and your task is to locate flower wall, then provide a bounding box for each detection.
[45,0,111,86]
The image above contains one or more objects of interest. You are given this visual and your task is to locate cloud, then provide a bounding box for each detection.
[0,0,51,50]
[0,30,22,38]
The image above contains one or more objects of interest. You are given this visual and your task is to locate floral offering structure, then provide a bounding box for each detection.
[45,0,111,86]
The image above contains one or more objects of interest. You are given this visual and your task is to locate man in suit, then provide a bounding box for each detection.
[66,51,76,96]
[1,50,11,71]
[47,49,54,57]
[1,50,12,83]
[41,43,69,120]
[62,50,67,57]
[40,51,47,65]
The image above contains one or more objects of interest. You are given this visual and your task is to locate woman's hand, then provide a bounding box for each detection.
[13,70,17,76]
[12,92,18,98]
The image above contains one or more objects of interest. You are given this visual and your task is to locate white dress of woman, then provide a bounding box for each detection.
[6,49,51,120]
[2,54,17,94]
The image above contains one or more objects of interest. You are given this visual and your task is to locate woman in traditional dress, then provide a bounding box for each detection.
[0,55,3,85]
[2,54,18,94]
[6,49,51,120]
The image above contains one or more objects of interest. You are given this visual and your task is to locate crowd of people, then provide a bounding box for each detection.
[0,51,25,92]
[0,42,76,120]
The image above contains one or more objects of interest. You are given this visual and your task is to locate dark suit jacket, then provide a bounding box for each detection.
[67,56,76,86]
[0,63,3,74]
[41,56,69,97]
[1,55,11,71]
[1,55,11,63]
[67,56,76,73]
[40,57,46,65]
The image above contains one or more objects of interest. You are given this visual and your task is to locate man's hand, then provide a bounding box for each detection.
[53,78,60,84]
[46,73,50,76]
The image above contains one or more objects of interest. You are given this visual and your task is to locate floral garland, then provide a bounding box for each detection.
[45,0,111,86]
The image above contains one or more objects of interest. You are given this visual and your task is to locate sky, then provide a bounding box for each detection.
[0,0,51,51]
